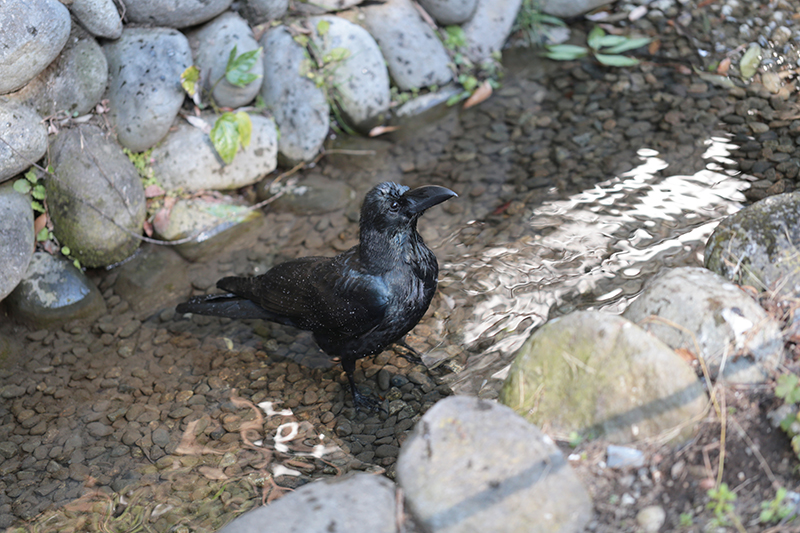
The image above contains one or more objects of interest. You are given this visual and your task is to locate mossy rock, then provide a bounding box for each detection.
[705,191,800,297]
[499,310,706,444]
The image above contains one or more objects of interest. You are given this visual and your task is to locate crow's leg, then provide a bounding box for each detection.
[393,337,423,366]
[342,357,383,412]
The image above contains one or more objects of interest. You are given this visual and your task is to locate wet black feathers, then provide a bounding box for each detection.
[176,181,456,404]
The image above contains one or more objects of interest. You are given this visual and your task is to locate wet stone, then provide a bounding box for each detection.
[86,421,113,438]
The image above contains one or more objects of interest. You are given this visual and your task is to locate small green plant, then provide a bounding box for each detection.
[123,148,157,188]
[706,483,740,529]
[210,111,252,165]
[679,512,693,527]
[774,373,800,458]
[513,0,567,46]
[760,487,795,524]
[13,168,46,214]
[14,167,82,269]
[544,26,651,67]
[180,46,261,164]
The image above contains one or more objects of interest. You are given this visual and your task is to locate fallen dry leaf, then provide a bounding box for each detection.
[144,184,165,198]
[198,466,228,481]
[648,39,661,55]
[34,213,47,236]
[463,80,492,109]
[675,348,697,363]
[369,125,400,137]
[717,56,731,76]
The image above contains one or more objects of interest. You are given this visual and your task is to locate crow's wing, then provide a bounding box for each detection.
[216,251,388,337]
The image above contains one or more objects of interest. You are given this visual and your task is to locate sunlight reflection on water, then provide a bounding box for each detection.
[437,136,749,399]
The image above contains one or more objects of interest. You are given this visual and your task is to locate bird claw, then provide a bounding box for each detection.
[394,339,424,366]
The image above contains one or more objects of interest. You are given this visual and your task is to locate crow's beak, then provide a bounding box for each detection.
[403,185,457,214]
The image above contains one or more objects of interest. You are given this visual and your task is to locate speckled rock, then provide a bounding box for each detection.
[624,267,783,383]
[417,0,478,25]
[47,125,146,268]
[398,396,592,533]
[706,191,800,299]
[187,12,263,109]
[102,27,192,152]
[462,0,522,63]
[151,113,278,191]
[260,26,329,164]
[363,0,453,91]
[0,99,48,182]
[5,252,106,328]
[69,0,123,39]
[217,473,398,533]
[239,0,288,25]
[500,310,707,444]
[309,15,391,131]
[0,0,71,94]
[7,25,108,117]
[124,0,233,28]
[0,182,34,301]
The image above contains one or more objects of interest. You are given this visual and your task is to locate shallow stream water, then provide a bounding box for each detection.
[0,49,754,530]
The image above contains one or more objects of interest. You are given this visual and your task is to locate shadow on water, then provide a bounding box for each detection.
[431,137,748,399]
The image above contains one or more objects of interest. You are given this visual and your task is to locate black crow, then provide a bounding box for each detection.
[177,181,456,408]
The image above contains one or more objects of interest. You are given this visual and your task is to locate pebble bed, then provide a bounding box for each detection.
[2,0,800,530]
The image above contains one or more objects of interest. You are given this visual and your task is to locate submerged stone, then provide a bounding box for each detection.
[6,252,106,328]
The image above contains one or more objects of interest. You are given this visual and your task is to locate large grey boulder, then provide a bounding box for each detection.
[47,125,146,268]
[7,25,108,117]
[309,15,391,131]
[500,310,707,444]
[70,0,123,39]
[151,114,278,191]
[102,27,192,152]
[0,0,71,94]
[706,191,800,299]
[5,252,107,328]
[363,0,453,91]
[0,182,34,301]
[217,473,397,533]
[418,0,478,25]
[462,0,522,62]
[398,396,592,533]
[624,267,783,383]
[124,0,233,28]
[260,26,329,164]
[0,99,48,182]
[188,12,263,109]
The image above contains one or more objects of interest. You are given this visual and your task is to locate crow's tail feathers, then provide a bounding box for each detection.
[175,293,274,319]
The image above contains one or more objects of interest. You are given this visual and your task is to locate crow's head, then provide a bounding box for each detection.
[359,182,457,236]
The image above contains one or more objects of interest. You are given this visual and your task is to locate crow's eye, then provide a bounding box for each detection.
[389,201,400,212]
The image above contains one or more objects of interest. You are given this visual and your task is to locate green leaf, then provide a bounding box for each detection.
[31,200,45,213]
[780,412,796,432]
[293,35,309,47]
[545,44,590,59]
[587,26,606,50]
[594,35,629,49]
[31,184,46,200]
[73,258,81,269]
[210,113,240,164]
[446,90,470,106]
[604,37,652,54]
[775,374,799,400]
[36,227,50,242]
[24,168,38,184]
[740,43,762,79]
[444,25,466,49]
[535,14,566,27]
[13,179,31,194]
[326,47,350,63]
[595,53,641,67]
[180,65,200,96]
[316,20,330,37]
[61,246,70,255]
[235,112,252,149]
[458,74,478,92]
[225,47,262,87]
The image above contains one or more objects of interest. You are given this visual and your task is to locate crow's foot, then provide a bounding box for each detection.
[394,338,423,366]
